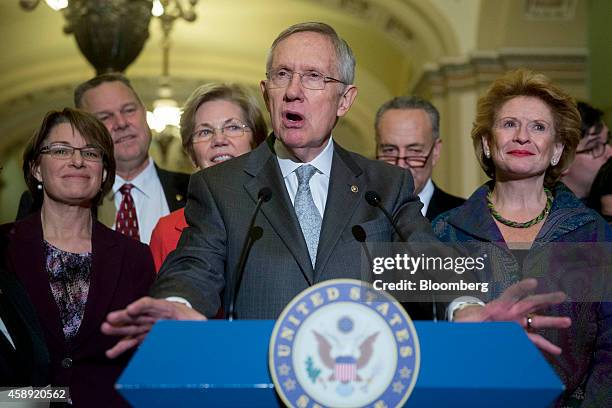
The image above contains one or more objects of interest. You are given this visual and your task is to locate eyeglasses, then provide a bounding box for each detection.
[40,144,104,162]
[576,130,611,159]
[266,69,345,90]
[192,123,250,143]
[376,144,436,168]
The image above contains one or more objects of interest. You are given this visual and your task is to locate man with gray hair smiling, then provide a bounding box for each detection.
[376,96,464,221]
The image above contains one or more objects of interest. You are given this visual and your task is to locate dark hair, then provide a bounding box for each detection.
[180,83,267,164]
[375,96,440,141]
[587,157,612,213]
[22,108,116,206]
[74,72,143,108]
[471,69,581,188]
[266,22,356,85]
[577,101,604,139]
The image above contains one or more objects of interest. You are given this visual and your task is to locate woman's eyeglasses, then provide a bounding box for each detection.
[40,144,104,162]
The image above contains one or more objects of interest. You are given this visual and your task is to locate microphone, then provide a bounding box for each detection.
[364,191,407,241]
[363,190,437,321]
[352,225,375,281]
[227,187,272,321]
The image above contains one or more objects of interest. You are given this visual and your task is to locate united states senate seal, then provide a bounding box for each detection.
[269,279,420,408]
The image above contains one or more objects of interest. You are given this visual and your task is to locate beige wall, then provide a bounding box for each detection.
[589,0,612,124]
[0,0,598,222]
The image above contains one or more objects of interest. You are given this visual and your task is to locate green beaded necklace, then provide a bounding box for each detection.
[487,188,553,228]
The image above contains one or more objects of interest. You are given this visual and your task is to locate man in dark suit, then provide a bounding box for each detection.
[16,73,189,244]
[101,22,435,357]
[101,22,571,359]
[375,96,464,221]
[0,234,49,387]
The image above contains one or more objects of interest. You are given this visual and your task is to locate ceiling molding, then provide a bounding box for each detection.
[413,48,587,96]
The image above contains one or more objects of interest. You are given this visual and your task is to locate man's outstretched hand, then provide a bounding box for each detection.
[453,278,571,355]
[101,297,207,359]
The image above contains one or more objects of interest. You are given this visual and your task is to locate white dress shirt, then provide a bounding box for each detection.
[0,317,15,348]
[275,137,334,217]
[417,178,435,217]
[112,158,170,244]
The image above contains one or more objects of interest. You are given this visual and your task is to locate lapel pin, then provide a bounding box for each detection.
[350,185,358,193]
[176,194,183,202]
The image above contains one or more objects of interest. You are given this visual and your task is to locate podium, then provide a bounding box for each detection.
[116,321,563,407]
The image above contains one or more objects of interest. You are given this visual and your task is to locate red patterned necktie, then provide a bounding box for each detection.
[115,183,140,240]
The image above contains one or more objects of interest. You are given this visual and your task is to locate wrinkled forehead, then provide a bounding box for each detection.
[378,109,434,145]
[270,31,338,73]
[82,81,141,110]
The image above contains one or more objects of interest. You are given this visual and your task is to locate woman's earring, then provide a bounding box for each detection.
[37,182,43,190]
[551,156,559,166]
[484,149,491,159]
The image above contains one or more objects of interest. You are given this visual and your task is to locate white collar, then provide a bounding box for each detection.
[112,157,155,198]
[418,178,435,213]
[276,137,334,179]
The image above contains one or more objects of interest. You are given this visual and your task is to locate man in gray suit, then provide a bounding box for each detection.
[102,22,570,359]
[102,22,432,357]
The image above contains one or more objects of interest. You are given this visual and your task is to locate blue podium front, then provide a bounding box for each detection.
[116,320,563,407]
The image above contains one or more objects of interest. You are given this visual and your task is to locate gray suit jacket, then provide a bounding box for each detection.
[152,138,436,319]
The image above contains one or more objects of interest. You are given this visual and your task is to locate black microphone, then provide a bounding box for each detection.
[352,225,375,281]
[363,190,438,321]
[364,191,407,241]
[227,187,272,321]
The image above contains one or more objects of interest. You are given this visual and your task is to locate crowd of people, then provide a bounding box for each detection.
[1,21,610,407]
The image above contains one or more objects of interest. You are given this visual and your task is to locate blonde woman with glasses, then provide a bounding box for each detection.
[149,83,267,272]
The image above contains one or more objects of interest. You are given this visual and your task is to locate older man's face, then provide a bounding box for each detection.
[260,31,357,162]
[376,108,441,195]
[79,81,152,175]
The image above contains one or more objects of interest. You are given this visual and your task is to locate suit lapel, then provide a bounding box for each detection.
[447,183,505,245]
[315,146,363,279]
[156,164,188,211]
[8,214,66,348]
[244,140,315,284]
[425,185,441,221]
[73,222,121,346]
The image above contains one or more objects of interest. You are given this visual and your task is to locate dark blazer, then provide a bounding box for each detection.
[153,137,439,320]
[425,183,465,221]
[2,213,155,408]
[15,162,190,220]
[0,239,50,386]
[156,165,190,212]
[433,182,612,407]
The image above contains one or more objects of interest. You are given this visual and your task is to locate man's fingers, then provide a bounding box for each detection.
[511,291,567,317]
[526,332,562,355]
[125,297,173,318]
[101,321,152,337]
[523,315,572,330]
[497,278,538,304]
[105,298,181,329]
[105,308,136,325]
[106,337,142,359]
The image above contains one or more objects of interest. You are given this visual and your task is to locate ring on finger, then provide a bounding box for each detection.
[526,313,535,330]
